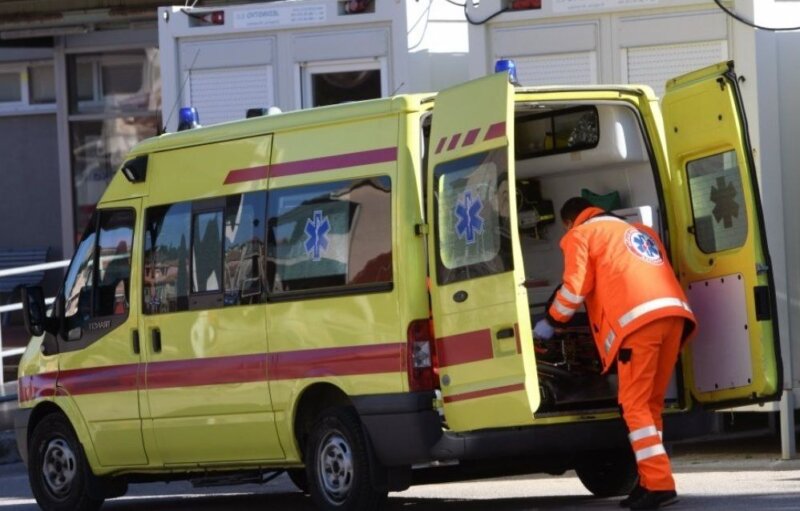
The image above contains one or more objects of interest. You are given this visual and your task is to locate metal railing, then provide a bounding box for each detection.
[0,260,69,385]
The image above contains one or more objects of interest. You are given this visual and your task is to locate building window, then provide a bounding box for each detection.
[301,59,386,108]
[0,72,21,102]
[70,51,159,114]
[0,63,56,111]
[267,177,393,297]
[28,64,55,104]
[68,48,161,237]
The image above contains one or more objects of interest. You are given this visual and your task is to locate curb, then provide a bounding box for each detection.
[0,430,20,465]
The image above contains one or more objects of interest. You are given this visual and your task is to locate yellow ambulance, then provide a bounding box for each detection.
[15,60,781,511]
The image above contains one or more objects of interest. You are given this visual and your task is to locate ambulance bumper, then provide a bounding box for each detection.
[352,391,442,467]
[430,408,712,462]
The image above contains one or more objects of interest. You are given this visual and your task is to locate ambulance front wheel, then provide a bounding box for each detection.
[575,448,638,498]
[28,413,105,511]
[305,407,388,511]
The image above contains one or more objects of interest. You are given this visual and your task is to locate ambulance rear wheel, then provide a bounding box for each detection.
[28,413,105,511]
[575,448,638,498]
[305,407,388,511]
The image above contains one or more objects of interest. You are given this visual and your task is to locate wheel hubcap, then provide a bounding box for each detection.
[42,438,77,498]
[317,431,354,503]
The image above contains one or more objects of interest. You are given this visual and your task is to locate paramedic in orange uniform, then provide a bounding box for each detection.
[533,197,696,510]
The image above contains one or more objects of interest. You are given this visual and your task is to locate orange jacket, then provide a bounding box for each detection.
[547,207,696,372]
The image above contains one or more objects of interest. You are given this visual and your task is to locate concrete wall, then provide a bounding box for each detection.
[777,31,800,390]
[0,113,63,261]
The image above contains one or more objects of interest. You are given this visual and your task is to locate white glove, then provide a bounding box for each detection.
[534,319,555,340]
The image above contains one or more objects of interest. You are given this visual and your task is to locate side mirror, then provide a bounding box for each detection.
[21,286,46,337]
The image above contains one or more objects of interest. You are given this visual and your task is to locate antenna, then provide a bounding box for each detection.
[391,81,406,96]
[162,48,201,133]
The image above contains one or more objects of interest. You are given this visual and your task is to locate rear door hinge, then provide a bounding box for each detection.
[415,223,429,236]
[756,263,770,275]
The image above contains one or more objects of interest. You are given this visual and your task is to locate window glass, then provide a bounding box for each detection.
[435,149,512,285]
[686,150,748,253]
[75,61,95,101]
[144,203,191,314]
[28,65,55,104]
[63,215,97,324]
[95,210,135,317]
[224,192,267,306]
[0,72,21,102]
[69,49,160,114]
[268,177,392,295]
[310,69,381,107]
[102,62,143,95]
[192,210,223,293]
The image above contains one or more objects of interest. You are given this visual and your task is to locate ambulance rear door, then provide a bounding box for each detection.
[426,73,539,431]
[662,61,782,408]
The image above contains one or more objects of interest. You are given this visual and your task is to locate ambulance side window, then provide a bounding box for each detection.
[144,203,191,314]
[686,150,748,253]
[144,192,268,314]
[94,210,135,317]
[434,149,512,285]
[224,192,267,306]
[62,208,134,338]
[63,215,97,323]
[266,176,393,297]
[192,210,223,294]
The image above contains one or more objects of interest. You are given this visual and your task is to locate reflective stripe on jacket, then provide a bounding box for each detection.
[547,207,697,371]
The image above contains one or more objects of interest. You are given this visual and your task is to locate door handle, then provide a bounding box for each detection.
[496,327,515,339]
[132,329,140,354]
[151,328,162,353]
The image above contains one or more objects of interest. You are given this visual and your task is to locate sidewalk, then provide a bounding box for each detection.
[670,428,800,473]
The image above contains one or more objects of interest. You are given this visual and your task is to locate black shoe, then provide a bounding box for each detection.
[629,489,678,510]
[619,485,646,507]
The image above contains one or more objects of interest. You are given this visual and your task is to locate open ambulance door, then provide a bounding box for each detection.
[662,61,782,408]
[426,73,539,431]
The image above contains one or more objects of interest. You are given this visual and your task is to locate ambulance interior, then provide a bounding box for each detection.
[512,101,680,416]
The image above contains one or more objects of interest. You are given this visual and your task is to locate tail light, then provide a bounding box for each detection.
[407,318,438,391]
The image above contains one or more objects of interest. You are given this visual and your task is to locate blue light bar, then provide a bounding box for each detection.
[178,107,201,131]
[495,59,520,86]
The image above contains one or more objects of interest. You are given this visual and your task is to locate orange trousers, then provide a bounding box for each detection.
[617,316,684,491]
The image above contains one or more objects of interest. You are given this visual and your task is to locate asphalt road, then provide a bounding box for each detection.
[2,458,800,511]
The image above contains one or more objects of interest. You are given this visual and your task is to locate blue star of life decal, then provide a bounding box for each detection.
[454,190,485,245]
[624,228,663,265]
[304,210,330,262]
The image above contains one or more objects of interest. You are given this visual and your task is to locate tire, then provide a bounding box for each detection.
[287,468,309,494]
[575,448,638,498]
[28,413,105,511]
[305,407,388,511]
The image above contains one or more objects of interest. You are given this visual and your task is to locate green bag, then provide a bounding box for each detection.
[581,188,621,212]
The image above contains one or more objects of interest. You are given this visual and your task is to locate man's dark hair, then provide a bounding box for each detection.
[560,197,594,224]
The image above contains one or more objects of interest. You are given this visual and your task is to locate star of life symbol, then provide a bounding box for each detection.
[710,176,739,228]
[304,210,330,262]
[454,190,484,245]
[624,228,663,265]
